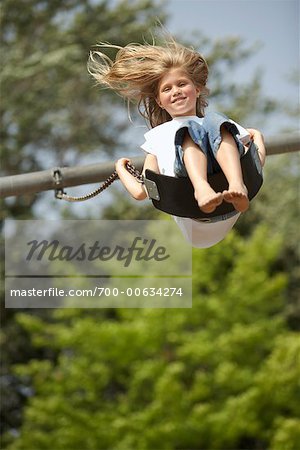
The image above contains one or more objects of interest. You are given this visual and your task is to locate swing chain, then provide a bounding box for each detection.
[55,163,144,202]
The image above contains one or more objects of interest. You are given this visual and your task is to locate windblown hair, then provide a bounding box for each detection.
[88,40,209,128]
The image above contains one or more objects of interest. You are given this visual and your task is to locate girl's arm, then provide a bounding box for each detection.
[247,128,266,167]
[115,153,159,200]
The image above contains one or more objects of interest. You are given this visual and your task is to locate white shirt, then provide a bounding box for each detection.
[141,115,248,248]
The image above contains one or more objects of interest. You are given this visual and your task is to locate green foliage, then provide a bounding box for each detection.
[3,226,299,450]
[0,0,166,435]
[237,152,300,329]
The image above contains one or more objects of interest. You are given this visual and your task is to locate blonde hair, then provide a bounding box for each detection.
[88,40,209,128]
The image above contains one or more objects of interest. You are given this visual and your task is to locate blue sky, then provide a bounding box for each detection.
[165,0,299,135]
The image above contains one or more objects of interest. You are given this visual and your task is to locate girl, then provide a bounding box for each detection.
[88,39,266,248]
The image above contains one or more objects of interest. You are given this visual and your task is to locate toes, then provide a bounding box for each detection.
[199,194,223,213]
[223,191,232,202]
[222,189,249,212]
[201,203,217,213]
[223,190,246,201]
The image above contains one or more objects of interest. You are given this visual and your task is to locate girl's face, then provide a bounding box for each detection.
[156,67,200,118]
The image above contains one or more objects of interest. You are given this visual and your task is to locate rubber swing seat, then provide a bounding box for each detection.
[144,141,263,219]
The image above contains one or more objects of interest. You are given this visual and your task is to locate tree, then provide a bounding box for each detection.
[237,152,300,330]
[3,226,299,450]
[0,0,166,437]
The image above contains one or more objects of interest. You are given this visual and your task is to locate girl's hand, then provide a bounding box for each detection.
[115,158,131,174]
[246,128,266,167]
[247,128,263,140]
[115,157,147,200]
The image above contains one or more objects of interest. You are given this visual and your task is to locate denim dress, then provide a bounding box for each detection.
[173,111,248,222]
[174,111,246,177]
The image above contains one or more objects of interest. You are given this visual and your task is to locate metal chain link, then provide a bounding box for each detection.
[55,163,144,202]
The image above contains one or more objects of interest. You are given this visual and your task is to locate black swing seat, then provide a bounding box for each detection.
[144,141,263,219]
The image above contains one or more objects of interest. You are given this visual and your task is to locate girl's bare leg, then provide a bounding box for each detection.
[182,134,223,213]
[216,126,249,212]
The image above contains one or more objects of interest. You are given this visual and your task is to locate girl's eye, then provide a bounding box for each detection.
[179,82,186,87]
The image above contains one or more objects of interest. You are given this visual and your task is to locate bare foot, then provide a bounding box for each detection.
[194,183,223,214]
[223,184,249,212]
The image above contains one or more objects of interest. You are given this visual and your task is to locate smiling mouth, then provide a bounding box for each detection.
[172,97,186,103]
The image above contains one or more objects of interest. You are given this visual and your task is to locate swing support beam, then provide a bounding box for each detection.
[0,134,299,199]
